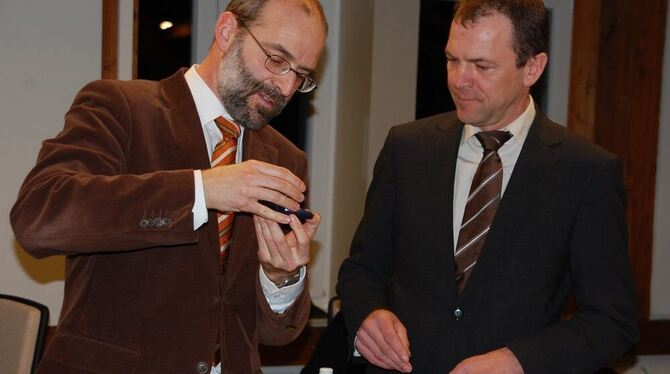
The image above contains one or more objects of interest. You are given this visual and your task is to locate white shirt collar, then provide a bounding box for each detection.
[184,65,245,160]
[184,65,228,125]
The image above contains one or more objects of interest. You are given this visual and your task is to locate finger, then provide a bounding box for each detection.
[300,212,321,239]
[250,161,306,192]
[384,330,412,371]
[286,215,310,265]
[249,186,304,210]
[287,215,308,246]
[252,201,291,224]
[242,162,305,210]
[363,322,410,372]
[249,175,304,209]
[265,217,300,271]
[356,334,402,371]
[253,216,269,253]
[256,216,283,265]
[393,320,411,358]
[257,216,302,271]
[357,347,391,370]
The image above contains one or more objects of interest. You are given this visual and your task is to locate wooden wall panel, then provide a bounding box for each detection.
[568,0,601,139]
[569,0,667,320]
[102,0,118,79]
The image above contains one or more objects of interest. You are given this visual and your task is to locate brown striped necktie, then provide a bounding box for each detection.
[211,116,241,266]
[455,130,512,293]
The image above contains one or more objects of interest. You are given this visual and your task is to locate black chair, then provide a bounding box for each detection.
[0,294,49,374]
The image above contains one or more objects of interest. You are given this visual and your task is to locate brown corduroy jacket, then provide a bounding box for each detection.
[11,69,311,374]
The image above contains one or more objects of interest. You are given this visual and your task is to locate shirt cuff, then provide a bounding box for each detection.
[192,170,208,230]
[259,266,306,313]
[353,332,362,357]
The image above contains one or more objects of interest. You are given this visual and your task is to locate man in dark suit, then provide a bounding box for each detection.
[337,0,638,373]
[10,0,327,372]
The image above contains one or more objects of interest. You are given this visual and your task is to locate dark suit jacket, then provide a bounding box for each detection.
[337,111,638,373]
[11,69,311,374]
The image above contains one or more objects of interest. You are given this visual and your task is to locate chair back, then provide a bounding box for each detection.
[0,294,49,374]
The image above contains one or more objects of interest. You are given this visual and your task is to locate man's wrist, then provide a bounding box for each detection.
[272,269,301,288]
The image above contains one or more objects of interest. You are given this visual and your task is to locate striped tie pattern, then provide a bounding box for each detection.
[211,116,241,265]
[455,130,512,293]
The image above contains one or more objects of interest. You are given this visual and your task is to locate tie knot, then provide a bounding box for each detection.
[214,116,240,139]
[475,131,512,152]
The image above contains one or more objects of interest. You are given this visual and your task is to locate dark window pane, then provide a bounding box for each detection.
[137,0,192,80]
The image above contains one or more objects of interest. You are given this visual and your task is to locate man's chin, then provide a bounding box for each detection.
[239,111,273,130]
[456,109,479,126]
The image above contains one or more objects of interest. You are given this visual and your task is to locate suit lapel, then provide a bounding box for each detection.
[158,69,220,264]
[462,113,562,296]
[429,118,463,300]
[159,68,212,170]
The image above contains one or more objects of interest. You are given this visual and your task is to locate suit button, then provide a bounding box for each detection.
[162,217,172,226]
[196,361,210,374]
[139,219,149,228]
[454,307,463,320]
[154,217,164,227]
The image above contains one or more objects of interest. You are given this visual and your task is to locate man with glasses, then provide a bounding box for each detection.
[11,0,327,373]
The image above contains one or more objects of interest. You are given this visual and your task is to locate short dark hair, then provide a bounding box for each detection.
[226,0,328,34]
[454,0,548,68]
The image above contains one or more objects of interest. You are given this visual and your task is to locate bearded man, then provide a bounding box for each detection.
[11,0,327,373]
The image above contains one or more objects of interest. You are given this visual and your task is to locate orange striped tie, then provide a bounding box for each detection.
[211,116,241,266]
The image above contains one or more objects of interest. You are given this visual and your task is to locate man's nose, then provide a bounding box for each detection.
[450,65,473,89]
[273,72,298,97]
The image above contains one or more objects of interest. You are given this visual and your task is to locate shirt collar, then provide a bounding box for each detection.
[184,65,226,125]
[462,95,536,147]
[184,65,241,126]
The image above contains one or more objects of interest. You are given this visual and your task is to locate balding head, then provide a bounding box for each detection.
[226,0,328,35]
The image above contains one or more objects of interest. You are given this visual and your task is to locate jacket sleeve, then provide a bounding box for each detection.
[255,150,313,345]
[336,127,398,349]
[506,157,639,373]
[10,80,198,258]
[256,276,312,345]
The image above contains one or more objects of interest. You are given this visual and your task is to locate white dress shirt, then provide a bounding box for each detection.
[452,97,536,249]
[184,66,305,314]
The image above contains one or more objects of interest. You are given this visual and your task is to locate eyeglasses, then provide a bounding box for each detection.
[237,19,317,93]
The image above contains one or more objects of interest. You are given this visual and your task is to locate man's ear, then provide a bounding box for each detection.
[213,11,239,53]
[523,52,548,87]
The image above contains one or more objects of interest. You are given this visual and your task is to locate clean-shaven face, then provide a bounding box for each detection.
[445,13,531,131]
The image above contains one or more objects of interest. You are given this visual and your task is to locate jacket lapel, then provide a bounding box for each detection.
[159,68,212,170]
[429,118,463,301]
[462,113,562,296]
[158,69,221,264]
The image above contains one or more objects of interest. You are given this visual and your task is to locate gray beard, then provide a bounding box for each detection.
[217,45,288,130]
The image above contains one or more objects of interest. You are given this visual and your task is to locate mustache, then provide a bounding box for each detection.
[250,80,286,107]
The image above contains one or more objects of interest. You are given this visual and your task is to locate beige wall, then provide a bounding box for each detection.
[0,0,102,323]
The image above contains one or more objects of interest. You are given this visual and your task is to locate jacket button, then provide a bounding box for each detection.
[196,361,210,374]
[454,307,463,320]
[139,219,149,228]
